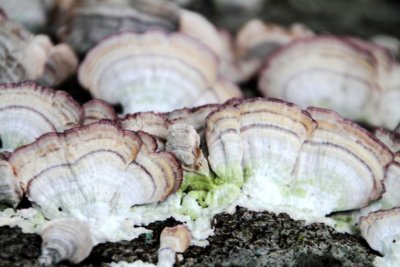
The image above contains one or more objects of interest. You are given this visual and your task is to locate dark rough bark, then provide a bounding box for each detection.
[0,207,377,267]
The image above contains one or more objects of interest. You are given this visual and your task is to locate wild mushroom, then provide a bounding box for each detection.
[204,98,392,218]
[6,121,182,265]
[79,31,241,114]
[57,0,181,54]
[333,127,400,230]
[0,82,82,151]
[360,208,400,266]
[0,16,77,86]
[0,153,22,208]
[157,225,191,267]
[39,218,93,266]
[258,36,400,129]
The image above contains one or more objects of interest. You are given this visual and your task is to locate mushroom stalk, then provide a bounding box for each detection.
[157,225,191,267]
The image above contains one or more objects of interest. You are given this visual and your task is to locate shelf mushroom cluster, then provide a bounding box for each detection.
[258,36,400,129]
[0,0,400,265]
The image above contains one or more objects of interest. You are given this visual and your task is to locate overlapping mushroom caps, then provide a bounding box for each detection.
[259,36,400,129]
[334,127,400,230]
[0,82,82,151]
[79,31,241,114]
[204,98,392,218]
[6,121,182,265]
[0,16,78,86]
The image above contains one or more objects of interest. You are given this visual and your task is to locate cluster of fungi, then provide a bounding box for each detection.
[0,0,399,266]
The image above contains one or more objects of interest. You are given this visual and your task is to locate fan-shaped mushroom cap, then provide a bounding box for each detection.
[79,31,242,114]
[0,17,78,86]
[292,107,392,212]
[82,99,117,126]
[39,218,93,266]
[205,98,392,216]
[0,153,22,207]
[58,0,180,53]
[259,36,400,129]
[9,121,183,242]
[360,208,400,257]
[0,82,82,151]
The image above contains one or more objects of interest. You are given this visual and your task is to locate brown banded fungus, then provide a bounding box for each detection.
[0,16,78,86]
[79,31,241,114]
[205,98,392,218]
[259,36,400,129]
[0,82,82,151]
[6,121,182,264]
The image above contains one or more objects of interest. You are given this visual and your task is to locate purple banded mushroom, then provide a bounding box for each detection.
[205,98,392,217]
[258,36,400,129]
[338,128,400,227]
[6,121,182,265]
[0,82,82,151]
[0,16,78,86]
[79,31,241,114]
[360,208,400,266]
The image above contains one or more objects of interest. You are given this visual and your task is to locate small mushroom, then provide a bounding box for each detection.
[0,82,82,151]
[79,31,241,114]
[258,36,400,129]
[157,225,191,267]
[0,16,77,86]
[39,218,93,266]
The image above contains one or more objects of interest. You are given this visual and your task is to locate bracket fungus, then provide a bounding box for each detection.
[58,0,181,54]
[39,218,93,266]
[4,121,182,264]
[204,98,392,218]
[360,208,400,266]
[0,16,77,86]
[0,153,22,208]
[79,31,241,114]
[258,36,400,129]
[0,82,82,151]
